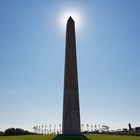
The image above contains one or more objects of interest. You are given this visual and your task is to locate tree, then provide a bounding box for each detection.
[4,128,16,136]
[128,123,132,130]
[0,131,4,136]
[4,128,32,136]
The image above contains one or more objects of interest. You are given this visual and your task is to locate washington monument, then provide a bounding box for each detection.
[62,17,81,134]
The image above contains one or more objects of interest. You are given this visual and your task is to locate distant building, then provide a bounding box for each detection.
[135,127,140,131]
[123,128,127,131]
[116,129,121,132]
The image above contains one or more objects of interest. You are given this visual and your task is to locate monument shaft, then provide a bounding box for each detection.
[62,17,81,134]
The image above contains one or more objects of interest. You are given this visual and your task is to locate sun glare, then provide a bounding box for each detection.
[60,10,81,29]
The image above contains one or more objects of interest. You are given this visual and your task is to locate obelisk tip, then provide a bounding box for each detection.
[68,16,74,22]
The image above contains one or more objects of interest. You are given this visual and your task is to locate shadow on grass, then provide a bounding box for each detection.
[52,134,89,140]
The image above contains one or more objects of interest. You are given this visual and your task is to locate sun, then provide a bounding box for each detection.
[60,10,81,29]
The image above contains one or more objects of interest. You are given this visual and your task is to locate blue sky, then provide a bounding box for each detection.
[0,0,140,131]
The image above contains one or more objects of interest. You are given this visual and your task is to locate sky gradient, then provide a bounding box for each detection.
[0,0,140,131]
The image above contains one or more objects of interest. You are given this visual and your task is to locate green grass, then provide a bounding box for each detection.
[0,134,140,140]
[87,134,140,140]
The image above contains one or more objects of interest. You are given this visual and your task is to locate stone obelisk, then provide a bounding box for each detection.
[62,17,81,134]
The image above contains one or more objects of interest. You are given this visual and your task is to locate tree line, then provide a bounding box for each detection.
[0,128,34,136]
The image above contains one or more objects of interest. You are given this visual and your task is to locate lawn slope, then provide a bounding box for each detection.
[0,134,140,140]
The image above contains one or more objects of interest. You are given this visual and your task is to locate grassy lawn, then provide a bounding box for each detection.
[0,134,140,140]
[87,134,140,140]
